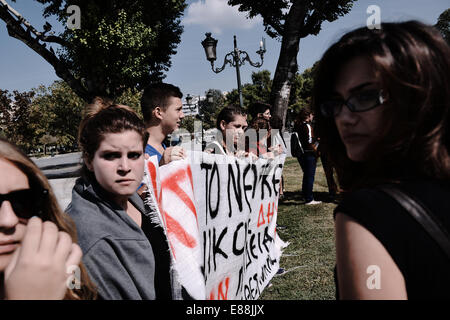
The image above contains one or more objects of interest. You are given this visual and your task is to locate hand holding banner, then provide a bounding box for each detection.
[143,152,287,300]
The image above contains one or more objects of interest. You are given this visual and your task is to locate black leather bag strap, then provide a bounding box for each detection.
[377,185,450,260]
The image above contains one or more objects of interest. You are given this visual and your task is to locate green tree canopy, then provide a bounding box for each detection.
[226,69,272,110]
[0,89,36,152]
[225,66,317,128]
[199,88,227,130]
[31,80,85,148]
[435,8,450,44]
[1,0,187,101]
[1,80,145,154]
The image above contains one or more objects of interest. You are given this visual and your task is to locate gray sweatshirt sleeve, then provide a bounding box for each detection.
[83,237,157,300]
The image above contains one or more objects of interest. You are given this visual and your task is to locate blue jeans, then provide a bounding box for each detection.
[297,153,317,202]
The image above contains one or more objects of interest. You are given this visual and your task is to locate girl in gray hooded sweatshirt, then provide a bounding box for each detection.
[66,99,181,300]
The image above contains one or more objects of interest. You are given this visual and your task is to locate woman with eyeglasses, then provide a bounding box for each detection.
[0,138,96,299]
[313,21,450,299]
[66,98,176,300]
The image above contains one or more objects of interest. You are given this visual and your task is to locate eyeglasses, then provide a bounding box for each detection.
[0,188,48,219]
[320,89,386,118]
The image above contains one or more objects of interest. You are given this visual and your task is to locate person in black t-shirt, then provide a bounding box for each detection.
[293,108,321,205]
[313,21,450,299]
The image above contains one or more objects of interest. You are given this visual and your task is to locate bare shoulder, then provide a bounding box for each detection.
[335,212,407,300]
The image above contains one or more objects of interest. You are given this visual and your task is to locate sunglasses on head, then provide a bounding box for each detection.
[0,188,48,219]
[320,89,386,118]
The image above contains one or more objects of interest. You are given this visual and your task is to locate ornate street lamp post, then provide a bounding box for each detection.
[201,32,266,108]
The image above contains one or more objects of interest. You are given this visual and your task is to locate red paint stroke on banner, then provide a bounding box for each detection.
[257,202,277,227]
[208,277,230,300]
[165,211,197,248]
[161,167,198,220]
[155,165,199,258]
[162,210,177,259]
[218,277,230,300]
[267,202,274,224]
[186,165,194,192]
[147,161,161,207]
[257,203,265,227]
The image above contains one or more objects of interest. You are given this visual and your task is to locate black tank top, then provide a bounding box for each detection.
[334,179,450,299]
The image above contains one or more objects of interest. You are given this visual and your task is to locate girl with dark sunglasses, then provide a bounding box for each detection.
[313,21,450,299]
[0,138,96,299]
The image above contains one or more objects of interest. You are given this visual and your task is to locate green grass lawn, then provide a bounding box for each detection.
[260,157,338,300]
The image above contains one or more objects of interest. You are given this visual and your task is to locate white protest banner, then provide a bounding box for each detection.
[143,152,287,300]
[193,152,288,300]
[143,155,205,300]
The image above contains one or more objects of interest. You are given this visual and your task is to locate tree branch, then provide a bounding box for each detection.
[39,34,68,46]
[0,0,89,101]
[299,9,322,38]
[0,0,65,43]
[261,14,285,36]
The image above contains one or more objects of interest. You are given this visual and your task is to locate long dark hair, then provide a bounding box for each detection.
[0,138,97,300]
[293,108,311,133]
[313,21,450,191]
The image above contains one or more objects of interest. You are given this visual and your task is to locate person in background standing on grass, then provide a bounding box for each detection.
[0,138,96,300]
[313,21,450,299]
[316,133,339,201]
[293,108,321,205]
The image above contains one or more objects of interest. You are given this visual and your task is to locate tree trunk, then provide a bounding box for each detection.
[270,2,307,130]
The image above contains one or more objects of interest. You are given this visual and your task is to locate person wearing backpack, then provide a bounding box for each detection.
[291,108,321,205]
[313,21,450,299]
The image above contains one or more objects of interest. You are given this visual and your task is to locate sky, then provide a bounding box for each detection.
[0,0,448,99]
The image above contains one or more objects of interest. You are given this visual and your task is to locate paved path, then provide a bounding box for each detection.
[31,152,82,179]
[31,153,81,209]
[31,152,82,169]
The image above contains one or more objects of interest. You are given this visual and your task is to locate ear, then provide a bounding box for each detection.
[219,120,227,131]
[153,106,164,120]
[84,156,94,172]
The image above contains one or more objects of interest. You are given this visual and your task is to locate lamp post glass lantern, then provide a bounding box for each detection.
[201,32,217,62]
[201,32,266,108]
